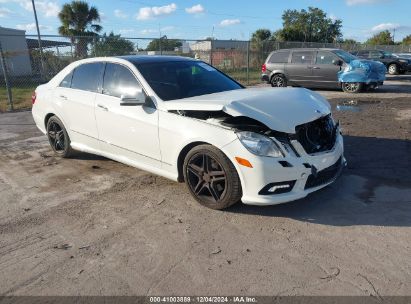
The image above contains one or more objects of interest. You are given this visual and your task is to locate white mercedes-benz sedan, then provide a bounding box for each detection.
[32,56,345,209]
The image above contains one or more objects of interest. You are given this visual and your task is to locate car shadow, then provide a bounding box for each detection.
[227,135,411,227]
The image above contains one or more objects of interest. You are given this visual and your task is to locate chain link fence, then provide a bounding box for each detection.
[1,33,411,111]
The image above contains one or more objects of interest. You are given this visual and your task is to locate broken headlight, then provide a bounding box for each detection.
[237,131,283,158]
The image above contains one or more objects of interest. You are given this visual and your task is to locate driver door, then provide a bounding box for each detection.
[95,62,161,167]
[311,50,342,88]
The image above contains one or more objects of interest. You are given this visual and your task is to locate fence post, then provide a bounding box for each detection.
[210,39,213,65]
[246,40,250,86]
[0,40,13,111]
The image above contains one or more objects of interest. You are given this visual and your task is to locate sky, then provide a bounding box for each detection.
[0,0,411,43]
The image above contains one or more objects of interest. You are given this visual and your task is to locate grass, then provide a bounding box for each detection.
[221,68,262,86]
[0,83,37,112]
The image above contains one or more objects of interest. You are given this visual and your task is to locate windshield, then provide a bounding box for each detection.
[134,60,243,101]
[332,50,358,63]
[383,51,393,57]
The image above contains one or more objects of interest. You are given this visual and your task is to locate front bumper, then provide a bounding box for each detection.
[222,133,345,206]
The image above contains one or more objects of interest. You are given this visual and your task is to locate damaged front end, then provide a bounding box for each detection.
[171,109,339,157]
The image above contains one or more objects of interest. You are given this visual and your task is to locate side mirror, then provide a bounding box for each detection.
[332,59,343,66]
[120,89,145,106]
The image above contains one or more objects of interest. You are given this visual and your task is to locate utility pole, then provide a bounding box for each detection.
[159,23,162,55]
[393,28,396,44]
[31,0,46,80]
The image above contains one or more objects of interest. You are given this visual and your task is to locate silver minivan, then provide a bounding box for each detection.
[261,48,385,93]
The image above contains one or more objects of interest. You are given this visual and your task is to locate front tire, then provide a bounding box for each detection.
[183,145,242,210]
[270,74,287,87]
[342,82,363,93]
[46,116,74,158]
[388,63,399,75]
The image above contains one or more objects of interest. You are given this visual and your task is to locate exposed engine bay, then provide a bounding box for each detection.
[171,110,338,155]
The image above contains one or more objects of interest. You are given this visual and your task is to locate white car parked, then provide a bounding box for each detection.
[32,56,345,209]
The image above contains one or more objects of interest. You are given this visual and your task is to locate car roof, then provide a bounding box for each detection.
[117,55,196,64]
[272,48,340,52]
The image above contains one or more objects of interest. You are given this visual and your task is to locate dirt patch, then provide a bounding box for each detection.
[0,91,410,296]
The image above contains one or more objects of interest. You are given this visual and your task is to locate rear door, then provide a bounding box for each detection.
[311,50,341,88]
[54,62,104,140]
[286,50,315,86]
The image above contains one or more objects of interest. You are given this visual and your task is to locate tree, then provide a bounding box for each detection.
[366,30,394,45]
[402,34,411,45]
[343,38,358,44]
[58,1,102,58]
[250,29,274,49]
[91,32,135,56]
[275,7,342,43]
[146,36,182,51]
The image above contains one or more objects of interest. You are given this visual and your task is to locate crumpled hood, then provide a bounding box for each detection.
[338,59,386,83]
[163,87,331,134]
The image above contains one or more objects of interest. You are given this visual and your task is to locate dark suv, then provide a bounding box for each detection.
[351,50,411,75]
[261,48,386,93]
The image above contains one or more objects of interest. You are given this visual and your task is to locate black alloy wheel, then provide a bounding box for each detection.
[183,145,242,209]
[46,116,74,157]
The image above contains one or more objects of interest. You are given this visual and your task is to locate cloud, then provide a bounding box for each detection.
[0,7,12,17]
[140,29,158,35]
[136,3,177,20]
[185,4,204,14]
[16,22,52,31]
[219,19,241,27]
[329,13,338,22]
[1,0,59,17]
[161,26,174,32]
[114,9,127,19]
[119,29,135,35]
[346,0,383,6]
[371,23,399,32]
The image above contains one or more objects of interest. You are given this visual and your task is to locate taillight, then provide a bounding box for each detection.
[31,91,36,104]
[262,63,266,73]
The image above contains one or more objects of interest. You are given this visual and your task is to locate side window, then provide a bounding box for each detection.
[59,71,73,88]
[316,51,338,65]
[71,63,104,92]
[102,63,141,98]
[269,51,290,63]
[369,51,381,59]
[291,51,314,64]
[358,51,369,58]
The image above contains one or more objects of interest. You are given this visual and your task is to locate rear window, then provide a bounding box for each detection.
[71,63,104,92]
[59,71,73,88]
[291,51,314,64]
[269,51,289,63]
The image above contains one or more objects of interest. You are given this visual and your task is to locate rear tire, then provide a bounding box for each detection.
[342,82,363,93]
[388,64,399,75]
[183,145,242,210]
[46,116,74,158]
[270,74,287,87]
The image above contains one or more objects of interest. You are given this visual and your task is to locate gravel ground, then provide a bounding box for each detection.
[0,76,410,297]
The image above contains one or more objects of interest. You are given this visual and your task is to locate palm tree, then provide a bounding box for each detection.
[58,1,102,58]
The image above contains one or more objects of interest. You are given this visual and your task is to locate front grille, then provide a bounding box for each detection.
[295,115,337,154]
[304,157,342,190]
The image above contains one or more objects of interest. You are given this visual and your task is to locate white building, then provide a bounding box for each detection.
[190,40,248,51]
[0,26,32,77]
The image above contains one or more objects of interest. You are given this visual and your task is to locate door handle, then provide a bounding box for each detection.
[59,95,67,100]
[97,104,108,111]
[312,66,320,70]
